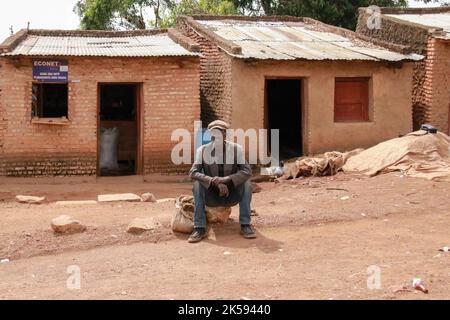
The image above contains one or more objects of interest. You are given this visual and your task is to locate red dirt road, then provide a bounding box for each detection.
[0,173,449,299]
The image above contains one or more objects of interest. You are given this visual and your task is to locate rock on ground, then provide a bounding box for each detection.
[16,195,46,204]
[51,215,87,234]
[141,193,157,203]
[97,193,142,202]
[127,218,162,234]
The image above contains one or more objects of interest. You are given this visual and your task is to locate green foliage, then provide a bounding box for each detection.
[75,0,445,31]
[75,0,236,29]
[159,0,237,28]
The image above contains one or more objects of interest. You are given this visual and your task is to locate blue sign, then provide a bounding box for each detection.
[33,60,68,82]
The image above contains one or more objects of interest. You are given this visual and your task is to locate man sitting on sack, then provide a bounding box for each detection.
[188,120,256,243]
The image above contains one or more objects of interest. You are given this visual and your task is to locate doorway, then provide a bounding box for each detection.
[265,79,303,160]
[98,84,140,176]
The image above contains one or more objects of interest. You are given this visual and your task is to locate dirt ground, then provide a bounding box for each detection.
[0,172,450,300]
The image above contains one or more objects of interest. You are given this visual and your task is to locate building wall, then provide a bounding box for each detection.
[0,56,200,176]
[426,38,450,134]
[357,10,450,134]
[231,59,414,155]
[177,19,233,125]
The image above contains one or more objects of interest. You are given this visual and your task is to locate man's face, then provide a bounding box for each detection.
[210,128,226,142]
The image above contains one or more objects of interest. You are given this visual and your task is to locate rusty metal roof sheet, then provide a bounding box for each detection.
[385,13,450,40]
[197,20,423,61]
[2,33,197,57]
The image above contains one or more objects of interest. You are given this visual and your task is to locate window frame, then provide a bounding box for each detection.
[31,82,69,124]
[334,77,370,123]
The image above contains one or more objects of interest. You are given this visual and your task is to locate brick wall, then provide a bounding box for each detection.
[426,38,450,133]
[0,56,200,176]
[357,9,450,133]
[177,19,233,125]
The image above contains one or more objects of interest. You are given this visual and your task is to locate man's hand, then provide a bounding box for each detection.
[217,184,229,197]
[211,176,232,187]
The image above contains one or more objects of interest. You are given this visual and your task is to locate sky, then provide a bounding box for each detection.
[0,0,445,43]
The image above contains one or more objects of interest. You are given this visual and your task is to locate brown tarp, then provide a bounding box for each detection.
[343,131,450,181]
[281,131,450,182]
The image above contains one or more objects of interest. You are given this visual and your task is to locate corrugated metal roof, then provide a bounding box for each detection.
[2,33,197,57]
[385,13,450,40]
[197,20,423,61]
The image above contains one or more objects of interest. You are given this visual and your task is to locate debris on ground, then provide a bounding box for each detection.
[141,193,157,203]
[260,166,284,177]
[1,258,10,263]
[391,285,412,293]
[16,195,46,204]
[251,209,258,216]
[412,278,429,294]
[439,246,450,252]
[97,193,142,202]
[51,215,87,234]
[127,218,162,234]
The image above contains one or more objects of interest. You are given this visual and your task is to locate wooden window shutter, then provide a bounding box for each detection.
[334,78,369,122]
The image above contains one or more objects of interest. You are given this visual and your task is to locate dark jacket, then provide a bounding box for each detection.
[189,140,252,189]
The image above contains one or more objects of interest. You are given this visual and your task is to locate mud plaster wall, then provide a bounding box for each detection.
[0,56,200,176]
[231,59,414,155]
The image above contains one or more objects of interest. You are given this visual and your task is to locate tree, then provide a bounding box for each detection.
[75,0,236,29]
[160,0,237,27]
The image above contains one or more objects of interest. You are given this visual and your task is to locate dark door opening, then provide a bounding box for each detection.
[99,84,138,176]
[266,79,302,160]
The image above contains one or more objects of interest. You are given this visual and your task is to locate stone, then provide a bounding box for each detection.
[16,195,45,204]
[98,193,142,202]
[51,215,87,234]
[156,198,176,203]
[127,218,162,234]
[141,193,157,203]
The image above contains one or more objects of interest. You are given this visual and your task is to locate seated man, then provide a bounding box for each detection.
[188,120,256,243]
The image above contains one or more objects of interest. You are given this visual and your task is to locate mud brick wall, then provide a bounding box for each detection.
[177,19,233,125]
[357,10,450,133]
[425,39,450,133]
[0,56,200,177]
[356,10,430,54]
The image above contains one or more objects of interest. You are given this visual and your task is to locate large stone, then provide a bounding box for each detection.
[51,215,87,234]
[141,193,157,203]
[98,193,142,203]
[16,195,46,204]
[127,218,162,234]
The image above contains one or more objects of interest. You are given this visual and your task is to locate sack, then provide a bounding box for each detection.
[171,195,233,234]
[206,206,232,224]
[171,195,195,234]
[99,127,119,169]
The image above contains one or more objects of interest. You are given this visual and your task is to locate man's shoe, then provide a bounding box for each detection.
[240,224,257,239]
[188,227,207,243]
